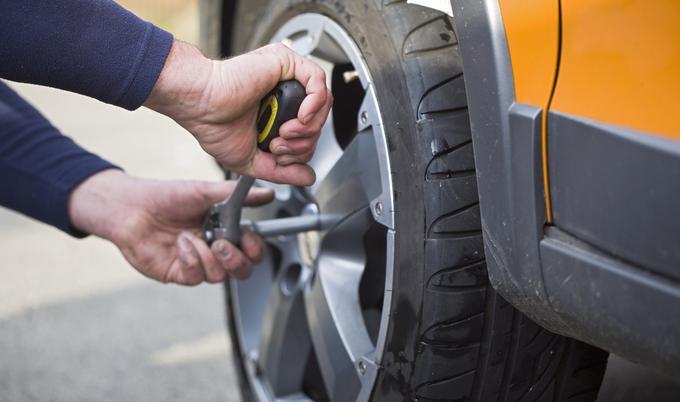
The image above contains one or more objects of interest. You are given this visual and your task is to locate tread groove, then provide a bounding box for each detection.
[429,139,472,159]
[427,230,482,240]
[414,368,477,394]
[426,283,486,293]
[427,169,476,181]
[470,284,497,400]
[427,202,480,237]
[404,43,458,57]
[426,259,486,289]
[417,340,481,349]
[416,73,464,116]
[420,106,469,118]
[402,16,457,57]
[498,310,522,402]
[515,336,562,401]
[421,311,484,338]
[567,387,602,399]
[427,259,485,281]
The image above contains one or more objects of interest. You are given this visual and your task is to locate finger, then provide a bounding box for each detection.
[292,58,328,124]
[276,151,314,166]
[240,230,266,264]
[269,44,329,124]
[270,137,316,156]
[184,232,227,284]
[245,186,275,206]
[250,152,315,186]
[211,240,254,280]
[279,92,333,138]
[173,232,206,285]
[167,260,202,286]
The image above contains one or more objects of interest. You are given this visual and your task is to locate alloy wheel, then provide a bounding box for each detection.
[230,13,395,402]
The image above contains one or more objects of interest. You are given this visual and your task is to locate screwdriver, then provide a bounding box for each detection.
[202,80,333,245]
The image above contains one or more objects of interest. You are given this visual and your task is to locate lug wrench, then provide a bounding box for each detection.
[203,80,321,245]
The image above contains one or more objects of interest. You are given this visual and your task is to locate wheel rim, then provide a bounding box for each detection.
[230,14,395,402]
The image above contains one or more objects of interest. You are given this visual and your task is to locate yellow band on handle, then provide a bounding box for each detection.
[257,95,278,144]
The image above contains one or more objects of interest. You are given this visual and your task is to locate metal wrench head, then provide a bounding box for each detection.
[202,176,256,246]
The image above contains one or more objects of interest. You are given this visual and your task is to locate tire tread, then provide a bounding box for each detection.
[386,3,608,401]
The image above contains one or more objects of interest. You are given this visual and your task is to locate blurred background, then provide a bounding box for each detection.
[0,1,679,401]
[0,1,240,401]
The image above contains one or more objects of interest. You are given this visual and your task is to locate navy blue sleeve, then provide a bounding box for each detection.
[0,0,174,110]
[0,82,118,237]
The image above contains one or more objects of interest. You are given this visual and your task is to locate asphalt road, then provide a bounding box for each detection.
[1,82,679,401]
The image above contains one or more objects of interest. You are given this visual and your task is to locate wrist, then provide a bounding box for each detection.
[144,40,214,122]
[68,169,139,242]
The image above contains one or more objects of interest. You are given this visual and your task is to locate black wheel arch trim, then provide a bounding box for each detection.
[448,0,556,325]
[450,0,680,375]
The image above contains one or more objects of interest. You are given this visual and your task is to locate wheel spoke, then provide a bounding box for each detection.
[257,264,312,396]
[307,113,344,195]
[304,208,375,401]
[312,132,382,218]
[275,18,351,67]
[277,16,325,56]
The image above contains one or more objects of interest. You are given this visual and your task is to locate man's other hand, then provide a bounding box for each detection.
[145,41,333,187]
[68,170,274,285]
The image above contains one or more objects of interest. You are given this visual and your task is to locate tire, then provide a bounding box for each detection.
[225,0,609,400]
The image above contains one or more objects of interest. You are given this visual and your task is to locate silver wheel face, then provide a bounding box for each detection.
[230,14,395,402]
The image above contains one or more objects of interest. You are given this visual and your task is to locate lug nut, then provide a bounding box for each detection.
[358,360,367,375]
[374,201,383,216]
[360,110,368,125]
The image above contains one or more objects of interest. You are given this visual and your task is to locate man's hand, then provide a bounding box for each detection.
[68,170,274,285]
[145,41,333,186]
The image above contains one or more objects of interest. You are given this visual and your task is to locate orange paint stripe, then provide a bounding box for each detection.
[541,109,553,223]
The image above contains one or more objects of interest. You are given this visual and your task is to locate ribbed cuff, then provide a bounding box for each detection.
[116,25,174,110]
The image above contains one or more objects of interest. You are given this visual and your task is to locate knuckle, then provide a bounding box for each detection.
[223,252,244,270]
[186,278,203,286]
[186,260,201,272]
[235,262,253,280]
[207,272,226,284]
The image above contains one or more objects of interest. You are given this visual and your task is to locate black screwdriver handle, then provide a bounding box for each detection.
[256,80,306,152]
[202,80,306,246]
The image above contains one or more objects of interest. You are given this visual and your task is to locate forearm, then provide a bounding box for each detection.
[0,0,173,110]
[0,82,118,236]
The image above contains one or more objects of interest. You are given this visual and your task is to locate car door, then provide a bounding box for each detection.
[547,0,680,278]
